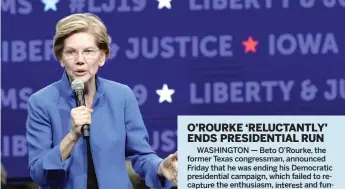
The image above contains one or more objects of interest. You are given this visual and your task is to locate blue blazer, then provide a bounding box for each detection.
[26,72,172,189]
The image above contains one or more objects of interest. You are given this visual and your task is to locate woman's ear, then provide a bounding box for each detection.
[99,52,106,67]
[60,61,65,67]
[99,60,105,67]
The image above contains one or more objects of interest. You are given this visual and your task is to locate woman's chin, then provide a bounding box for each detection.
[71,75,89,83]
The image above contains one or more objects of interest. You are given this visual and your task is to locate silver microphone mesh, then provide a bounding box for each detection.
[71,79,84,91]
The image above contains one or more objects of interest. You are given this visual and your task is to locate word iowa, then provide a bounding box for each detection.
[269,33,339,56]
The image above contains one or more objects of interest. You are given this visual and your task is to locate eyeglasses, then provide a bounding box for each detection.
[62,49,100,60]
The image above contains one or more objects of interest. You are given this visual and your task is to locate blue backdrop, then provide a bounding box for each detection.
[1,0,344,181]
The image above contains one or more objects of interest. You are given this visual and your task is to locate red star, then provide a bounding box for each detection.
[242,36,259,53]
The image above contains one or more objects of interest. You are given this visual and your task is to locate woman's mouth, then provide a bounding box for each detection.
[75,70,87,76]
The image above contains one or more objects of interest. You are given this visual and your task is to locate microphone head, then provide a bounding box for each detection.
[71,79,84,91]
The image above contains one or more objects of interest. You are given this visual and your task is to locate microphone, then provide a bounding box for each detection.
[71,79,90,137]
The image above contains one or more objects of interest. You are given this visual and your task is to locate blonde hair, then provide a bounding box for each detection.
[53,13,111,60]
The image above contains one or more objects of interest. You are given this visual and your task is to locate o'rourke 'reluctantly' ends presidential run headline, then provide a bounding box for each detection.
[187,122,327,143]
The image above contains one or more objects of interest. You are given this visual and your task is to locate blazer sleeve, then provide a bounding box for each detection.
[124,86,174,189]
[26,94,71,186]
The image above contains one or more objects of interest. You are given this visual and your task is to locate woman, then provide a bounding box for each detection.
[26,13,177,189]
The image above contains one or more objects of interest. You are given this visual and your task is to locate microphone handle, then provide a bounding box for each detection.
[81,124,90,137]
[74,89,86,107]
[74,89,90,138]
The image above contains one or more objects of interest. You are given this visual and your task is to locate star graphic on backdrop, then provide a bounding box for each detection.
[242,36,259,53]
[157,0,172,9]
[156,84,175,103]
[42,0,59,12]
